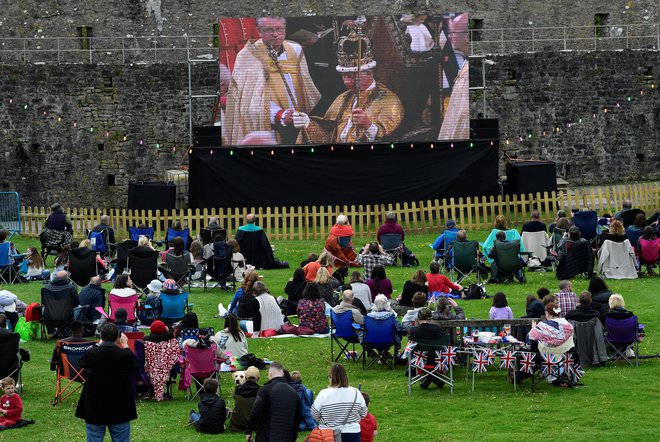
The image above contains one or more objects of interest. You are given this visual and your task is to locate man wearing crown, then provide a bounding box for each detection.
[224,17,321,145]
[293,30,404,144]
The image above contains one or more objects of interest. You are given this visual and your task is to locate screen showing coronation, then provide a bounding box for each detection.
[219,14,470,147]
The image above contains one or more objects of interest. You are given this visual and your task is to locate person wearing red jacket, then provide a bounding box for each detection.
[0,377,23,428]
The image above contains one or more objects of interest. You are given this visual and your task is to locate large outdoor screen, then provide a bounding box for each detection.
[219,14,469,147]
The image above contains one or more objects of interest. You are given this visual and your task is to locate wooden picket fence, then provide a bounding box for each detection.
[18,181,660,241]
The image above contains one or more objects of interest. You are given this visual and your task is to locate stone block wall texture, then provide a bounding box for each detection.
[0,1,658,207]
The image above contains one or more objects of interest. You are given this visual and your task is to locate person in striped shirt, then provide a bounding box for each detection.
[310,364,367,442]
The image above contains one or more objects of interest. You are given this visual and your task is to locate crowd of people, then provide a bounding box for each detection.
[0,203,657,439]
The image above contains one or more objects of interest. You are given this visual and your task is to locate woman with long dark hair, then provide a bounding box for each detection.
[365,265,393,300]
[213,313,248,360]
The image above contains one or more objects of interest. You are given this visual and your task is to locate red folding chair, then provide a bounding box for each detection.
[51,340,97,406]
[181,343,221,401]
[108,294,139,324]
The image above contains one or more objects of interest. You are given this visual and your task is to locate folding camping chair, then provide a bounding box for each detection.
[200,228,226,245]
[204,239,233,292]
[605,316,640,366]
[68,247,99,288]
[620,209,645,229]
[51,340,97,406]
[407,336,453,396]
[330,310,362,363]
[129,226,155,242]
[638,237,660,276]
[108,293,139,324]
[160,291,190,326]
[521,230,550,263]
[87,228,114,259]
[164,252,192,291]
[491,240,526,283]
[0,242,20,284]
[572,210,601,244]
[434,231,458,272]
[450,240,482,285]
[556,239,595,280]
[380,233,404,265]
[127,247,159,294]
[0,331,23,392]
[41,286,78,341]
[113,240,138,276]
[361,315,397,370]
[166,227,190,249]
[182,343,221,400]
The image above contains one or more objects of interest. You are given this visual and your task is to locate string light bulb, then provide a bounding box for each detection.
[210,149,214,155]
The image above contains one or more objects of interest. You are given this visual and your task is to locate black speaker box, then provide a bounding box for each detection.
[506,161,557,195]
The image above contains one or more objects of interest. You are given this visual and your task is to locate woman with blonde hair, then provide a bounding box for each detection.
[605,294,634,320]
[311,364,367,442]
[315,266,340,306]
[303,251,334,282]
[483,214,524,263]
[604,220,628,243]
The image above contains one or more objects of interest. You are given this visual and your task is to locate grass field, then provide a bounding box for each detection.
[4,231,660,441]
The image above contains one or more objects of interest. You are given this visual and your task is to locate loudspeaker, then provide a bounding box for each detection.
[506,161,557,195]
[470,119,499,140]
[127,182,176,210]
[194,126,222,147]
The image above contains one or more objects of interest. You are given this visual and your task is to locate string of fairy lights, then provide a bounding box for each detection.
[5,81,655,156]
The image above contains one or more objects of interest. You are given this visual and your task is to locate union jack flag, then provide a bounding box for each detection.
[540,353,560,377]
[434,350,447,371]
[402,340,418,359]
[472,351,489,373]
[499,350,516,370]
[484,348,496,366]
[519,352,536,374]
[564,354,584,381]
[410,350,427,368]
[441,346,458,367]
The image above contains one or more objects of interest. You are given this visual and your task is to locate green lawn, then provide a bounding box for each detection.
[4,232,660,441]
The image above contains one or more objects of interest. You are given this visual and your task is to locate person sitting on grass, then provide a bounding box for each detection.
[431,297,465,320]
[489,292,513,320]
[213,313,248,361]
[522,294,545,318]
[114,308,138,333]
[22,246,50,280]
[402,292,428,329]
[230,366,261,432]
[565,291,600,322]
[0,377,23,430]
[426,261,462,296]
[188,378,227,434]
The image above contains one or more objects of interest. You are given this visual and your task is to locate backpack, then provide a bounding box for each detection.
[463,284,486,300]
[89,231,106,253]
[237,353,266,370]
[292,383,316,430]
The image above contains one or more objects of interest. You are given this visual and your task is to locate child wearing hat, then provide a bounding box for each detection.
[141,279,163,325]
[230,367,260,431]
[114,308,139,333]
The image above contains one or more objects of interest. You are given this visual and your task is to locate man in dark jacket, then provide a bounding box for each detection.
[77,276,106,323]
[408,308,447,389]
[245,361,302,442]
[189,378,226,434]
[75,323,138,441]
[566,291,600,322]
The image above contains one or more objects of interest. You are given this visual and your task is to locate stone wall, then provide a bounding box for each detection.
[0,63,216,207]
[472,50,659,185]
[0,1,657,39]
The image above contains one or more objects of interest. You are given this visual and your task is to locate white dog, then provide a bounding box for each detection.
[232,371,247,386]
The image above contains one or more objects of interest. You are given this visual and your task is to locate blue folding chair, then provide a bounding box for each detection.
[573,210,601,243]
[129,226,155,242]
[330,311,362,363]
[362,315,397,370]
[160,292,190,326]
[0,242,20,284]
[166,228,190,249]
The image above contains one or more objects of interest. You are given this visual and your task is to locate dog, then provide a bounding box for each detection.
[232,371,247,386]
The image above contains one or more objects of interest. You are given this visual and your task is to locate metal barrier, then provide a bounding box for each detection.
[0,192,21,237]
[0,23,657,65]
